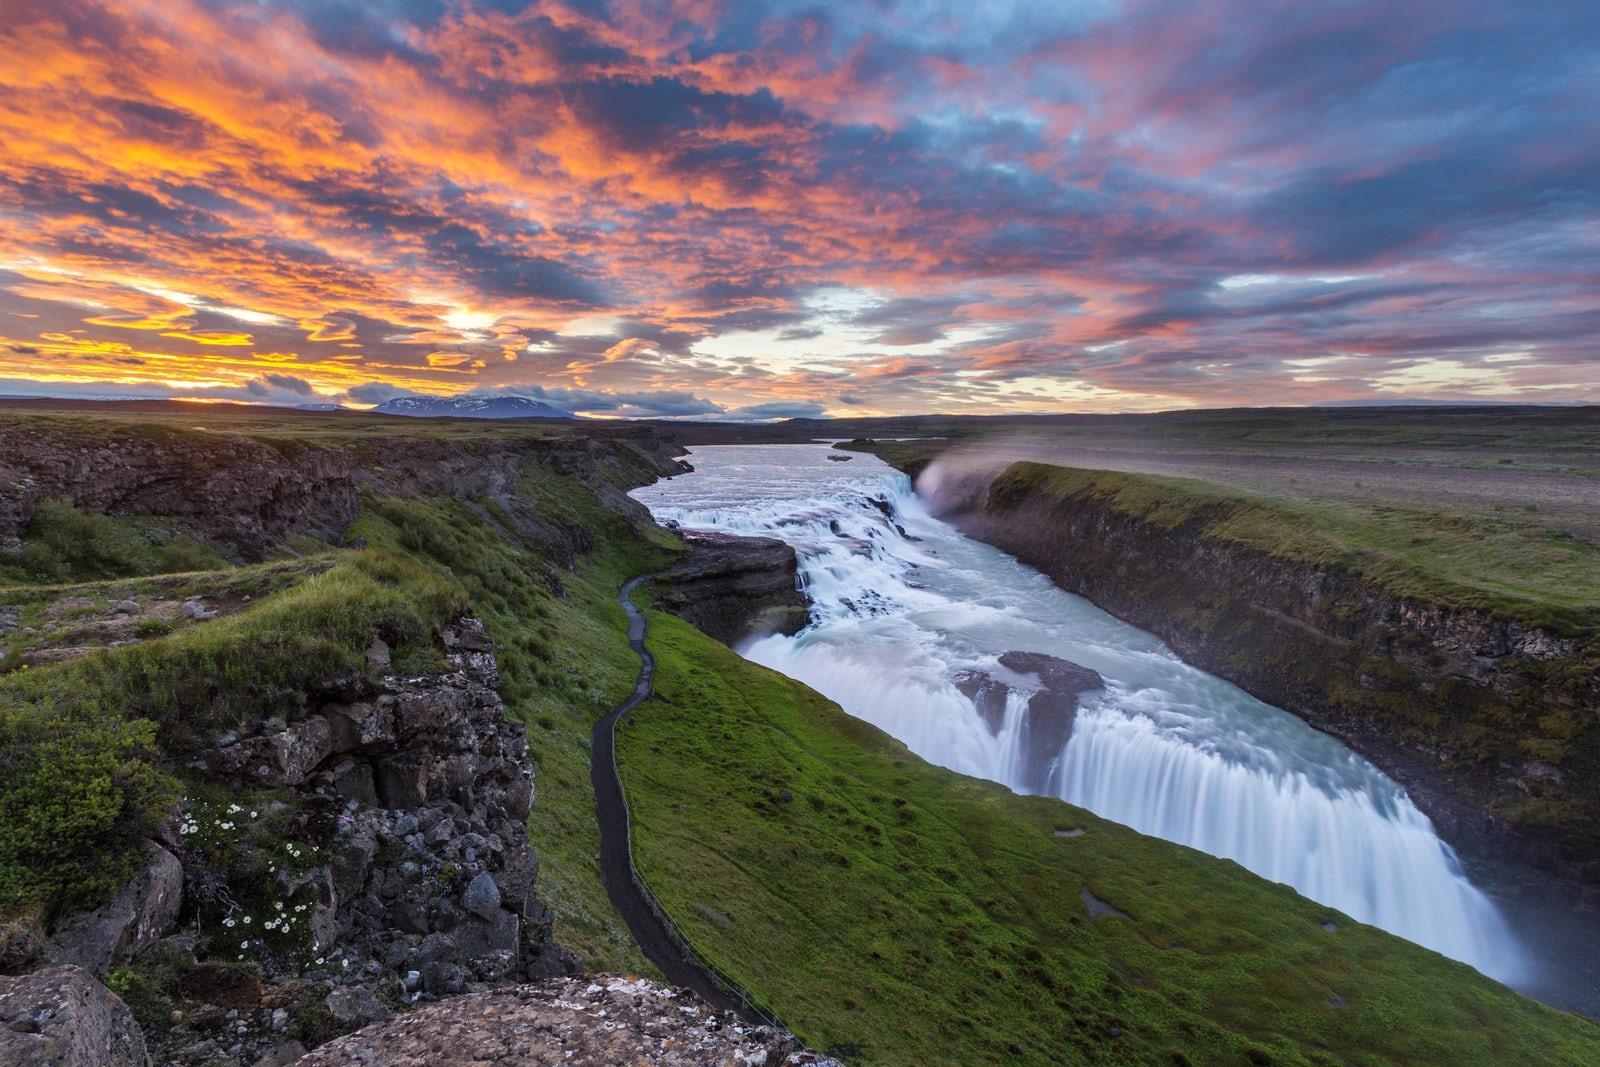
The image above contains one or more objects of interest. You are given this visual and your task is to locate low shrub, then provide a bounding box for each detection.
[0,713,178,921]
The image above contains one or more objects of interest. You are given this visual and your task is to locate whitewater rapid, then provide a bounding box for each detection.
[632,443,1526,982]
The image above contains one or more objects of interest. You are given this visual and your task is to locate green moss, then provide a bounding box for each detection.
[620,610,1600,1066]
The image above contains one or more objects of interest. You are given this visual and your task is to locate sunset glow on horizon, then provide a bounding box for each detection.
[2,0,1597,419]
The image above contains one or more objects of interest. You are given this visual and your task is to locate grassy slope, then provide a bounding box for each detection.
[620,610,1600,1066]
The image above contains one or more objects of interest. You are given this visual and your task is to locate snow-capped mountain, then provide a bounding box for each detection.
[373,394,575,420]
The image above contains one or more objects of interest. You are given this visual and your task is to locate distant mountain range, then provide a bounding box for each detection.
[373,394,574,420]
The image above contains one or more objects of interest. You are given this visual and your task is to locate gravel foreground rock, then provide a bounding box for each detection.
[292,975,838,1067]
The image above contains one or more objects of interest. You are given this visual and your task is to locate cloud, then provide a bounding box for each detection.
[0,373,328,407]
[0,0,1594,414]
[727,401,830,420]
[252,373,315,396]
[346,381,419,405]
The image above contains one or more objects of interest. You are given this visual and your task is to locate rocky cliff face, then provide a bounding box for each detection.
[653,531,809,646]
[912,458,1600,880]
[9,617,578,1065]
[196,616,575,992]
[0,420,686,563]
[0,423,358,559]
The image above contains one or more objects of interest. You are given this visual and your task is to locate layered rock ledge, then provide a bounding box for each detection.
[654,531,809,646]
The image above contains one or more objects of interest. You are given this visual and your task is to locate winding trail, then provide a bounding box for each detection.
[589,575,746,1015]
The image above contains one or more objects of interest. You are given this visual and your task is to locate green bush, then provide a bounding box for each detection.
[0,713,178,920]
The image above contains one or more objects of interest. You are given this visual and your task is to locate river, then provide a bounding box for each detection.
[633,442,1595,1012]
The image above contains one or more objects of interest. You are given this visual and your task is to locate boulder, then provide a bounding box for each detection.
[330,833,378,902]
[953,669,1009,735]
[44,842,183,975]
[322,986,390,1030]
[953,652,1104,794]
[0,965,149,1067]
[460,873,501,921]
[363,638,391,672]
[454,910,519,963]
[998,650,1104,695]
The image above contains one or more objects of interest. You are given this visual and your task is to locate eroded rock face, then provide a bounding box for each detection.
[915,457,1600,876]
[0,422,358,560]
[0,965,149,1067]
[655,531,809,646]
[292,975,835,1067]
[0,421,688,566]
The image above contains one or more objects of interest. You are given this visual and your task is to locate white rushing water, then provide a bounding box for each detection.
[632,443,1526,981]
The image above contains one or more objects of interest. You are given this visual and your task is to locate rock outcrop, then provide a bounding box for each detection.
[0,965,149,1067]
[12,617,583,1066]
[199,617,577,994]
[0,420,687,564]
[955,651,1103,793]
[293,975,833,1067]
[654,531,809,646]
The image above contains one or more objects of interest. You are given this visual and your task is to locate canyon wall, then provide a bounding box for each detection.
[895,454,1599,881]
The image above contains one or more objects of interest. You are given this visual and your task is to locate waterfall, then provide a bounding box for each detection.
[633,443,1526,983]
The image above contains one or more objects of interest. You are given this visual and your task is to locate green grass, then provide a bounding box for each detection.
[619,610,1600,1066]
[0,499,226,586]
[0,551,459,748]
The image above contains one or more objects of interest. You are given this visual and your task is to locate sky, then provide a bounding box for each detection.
[0,0,1597,418]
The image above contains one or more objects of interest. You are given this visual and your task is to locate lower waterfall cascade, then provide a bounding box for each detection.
[633,443,1527,985]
